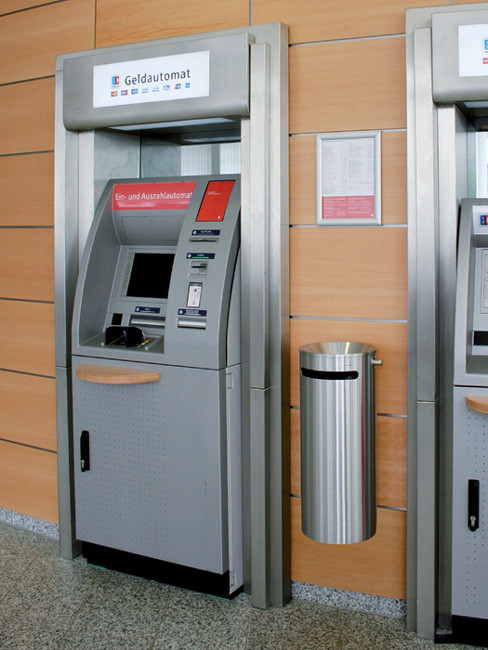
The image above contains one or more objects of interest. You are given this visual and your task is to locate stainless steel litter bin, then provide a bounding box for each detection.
[299,342,382,544]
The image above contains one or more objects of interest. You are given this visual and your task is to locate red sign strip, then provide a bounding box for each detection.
[113,182,196,210]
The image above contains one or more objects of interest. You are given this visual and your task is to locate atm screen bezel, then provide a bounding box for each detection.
[110,245,177,308]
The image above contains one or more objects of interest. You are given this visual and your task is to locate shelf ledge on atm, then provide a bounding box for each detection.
[76,364,160,385]
[465,395,488,415]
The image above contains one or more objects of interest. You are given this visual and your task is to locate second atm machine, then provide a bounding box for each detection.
[70,174,242,598]
[452,199,488,641]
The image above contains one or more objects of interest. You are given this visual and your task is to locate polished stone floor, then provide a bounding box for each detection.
[0,520,485,649]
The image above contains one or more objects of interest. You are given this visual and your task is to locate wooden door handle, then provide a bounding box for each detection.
[465,395,488,415]
[76,364,160,385]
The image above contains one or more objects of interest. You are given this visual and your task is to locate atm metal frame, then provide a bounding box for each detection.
[407,3,488,639]
[54,24,289,608]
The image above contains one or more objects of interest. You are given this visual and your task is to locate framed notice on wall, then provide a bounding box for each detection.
[316,131,381,226]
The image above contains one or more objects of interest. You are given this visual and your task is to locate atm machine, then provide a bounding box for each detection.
[55,24,289,609]
[406,4,488,640]
[70,174,243,597]
[452,199,488,642]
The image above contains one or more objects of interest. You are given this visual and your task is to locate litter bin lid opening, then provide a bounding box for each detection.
[299,342,376,356]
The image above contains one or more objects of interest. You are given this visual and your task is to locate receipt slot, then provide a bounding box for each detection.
[71,175,243,597]
[452,199,488,640]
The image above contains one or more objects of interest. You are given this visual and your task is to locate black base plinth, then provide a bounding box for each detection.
[82,541,242,600]
[442,615,488,647]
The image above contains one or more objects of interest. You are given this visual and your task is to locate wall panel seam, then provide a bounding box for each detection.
[289,33,405,48]
[290,493,406,513]
[291,408,407,419]
[0,0,67,18]
[0,75,54,88]
[0,437,56,454]
[0,150,54,158]
[289,315,407,323]
[0,297,54,304]
[93,0,97,48]
[289,224,407,229]
[0,367,55,379]
[0,226,54,229]
[290,129,407,138]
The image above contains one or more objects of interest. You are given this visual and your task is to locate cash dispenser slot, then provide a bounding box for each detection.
[105,325,144,347]
[129,314,166,329]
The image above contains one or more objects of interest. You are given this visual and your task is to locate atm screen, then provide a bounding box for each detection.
[126,253,174,299]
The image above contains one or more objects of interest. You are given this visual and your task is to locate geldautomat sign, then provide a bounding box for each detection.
[93,50,210,108]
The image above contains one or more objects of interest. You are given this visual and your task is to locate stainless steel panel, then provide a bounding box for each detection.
[63,33,251,130]
[247,24,290,608]
[78,130,140,259]
[55,367,80,559]
[266,20,290,608]
[249,386,271,608]
[55,69,79,370]
[433,9,488,104]
[416,399,438,640]
[437,105,471,625]
[240,114,252,595]
[141,139,181,177]
[299,343,377,544]
[249,42,270,391]
[414,27,438,404]
[55,68,81,559]
[406,20,438,639]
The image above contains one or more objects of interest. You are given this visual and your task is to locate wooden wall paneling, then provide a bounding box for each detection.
[0,79,55,155]
[0,439,58,523]
[0,154,54,226]
[377,416,407,509]
[289,38,406,134]
[0,1,52,15]
[290,226,407,321]
[290,132,407,226]
[289,136,315,226]
[0,229,54,301]
[0,0,95,85]
[96,0,249,48]
[252,0,447,44]
[290,409,407,509]
[290,318,407,414]
[0,371,56,451]
[381,131,407,225]
[290,408,301,496]
[0,301,55,376]
[291,497,406,598]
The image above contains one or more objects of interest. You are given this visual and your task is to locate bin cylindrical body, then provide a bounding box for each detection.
[299,342,378,544]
